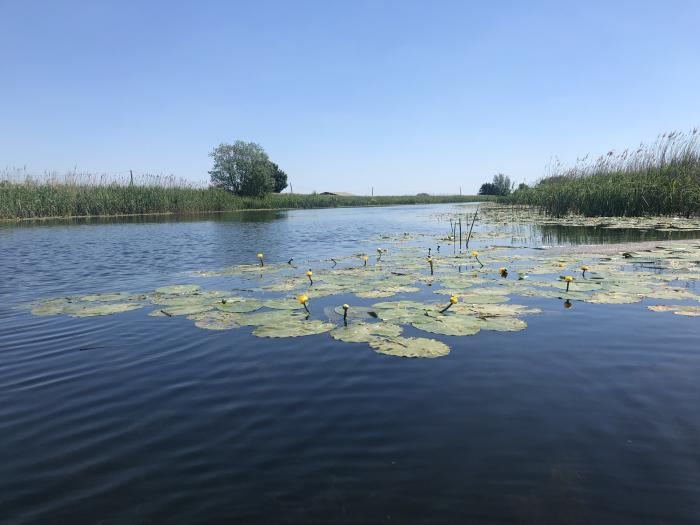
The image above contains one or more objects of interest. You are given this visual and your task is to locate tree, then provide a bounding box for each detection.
[270,162,288,193]
[492,173,512,196]
[208,141,274,197]
[479,174,512,196]
[478,182,498,195]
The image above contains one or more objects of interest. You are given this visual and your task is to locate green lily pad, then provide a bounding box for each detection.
[188,310,243,330]
[411,314,481,336]
[155,284,201,295]
[237,310,306,326]
[330,322,403,343]
[647,305,700,317]
[216,299,265,313]
[151,304,214,316]
[355,286,420,298]
[331,305,379,320]
[368,336,451,358]
[69,303,144,317]
[253,319,335,338]
[261,298,306,310]
[477,317,527,332]
[586,293,641,304]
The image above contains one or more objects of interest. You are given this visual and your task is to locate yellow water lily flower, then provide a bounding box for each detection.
[499,267,508,277]
[257,253,264,266]
[297,294,310,313]
[440,294,459,313]
[471,250,478,257]
[305,270,314,285]
[562,275,574,292]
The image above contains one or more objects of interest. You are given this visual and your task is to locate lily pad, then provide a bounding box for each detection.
[216,299,265,313]
[253,319,335,338]
[188,310,243,330]
[411,314,481,336]
[647,305,700,317]
[330,322,403,343]
[586,293,641,304]
[155,284,201,295]
[369,336,451,358]
[477,317,528,332]
[69,303,144,317]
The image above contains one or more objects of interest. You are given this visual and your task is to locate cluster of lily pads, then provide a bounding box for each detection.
[26,227,700,358]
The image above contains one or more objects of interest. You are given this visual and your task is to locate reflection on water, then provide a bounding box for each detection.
[0,209,291,229]
[534,224,700,245]
[1,203,699,524]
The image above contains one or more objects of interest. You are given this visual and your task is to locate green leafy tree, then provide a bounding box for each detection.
[479,174,513,196]
[492,173,512,196]
[478,182,498,195]
[270,162,288,193]
[208,141,274,197]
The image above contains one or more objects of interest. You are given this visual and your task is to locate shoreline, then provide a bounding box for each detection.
[0,200,485,224]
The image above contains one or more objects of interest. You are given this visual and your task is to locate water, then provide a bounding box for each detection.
[1,204,699,524]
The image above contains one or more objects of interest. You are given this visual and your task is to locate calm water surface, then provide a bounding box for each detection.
[1,204,699,524]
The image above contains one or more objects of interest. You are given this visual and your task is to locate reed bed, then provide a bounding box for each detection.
[508,130,700,217]
[0,170,490,220]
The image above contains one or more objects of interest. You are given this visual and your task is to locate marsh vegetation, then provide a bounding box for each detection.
[508,130,700,217]
[0,170,488,220]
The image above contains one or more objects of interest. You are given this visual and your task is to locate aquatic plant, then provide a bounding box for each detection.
[562,275,574,292]
[0,170,493,220]
[24,227,700,359]
[471,250,484,268]
[297,294,310,314]
[257,253,264,267]
[306,270,313,285]
[507,129,700,217]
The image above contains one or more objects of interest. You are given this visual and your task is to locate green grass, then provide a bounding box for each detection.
[0,172,490,220]
[507,129,700,217]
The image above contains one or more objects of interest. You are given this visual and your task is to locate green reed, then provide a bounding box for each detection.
[0,171,492,220]
[508,129,700,216]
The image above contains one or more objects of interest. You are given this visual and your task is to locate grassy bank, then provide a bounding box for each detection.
[0,174,489,220]
[507,130,700,217]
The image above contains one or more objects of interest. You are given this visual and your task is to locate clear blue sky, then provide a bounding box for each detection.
[2,1,699,194]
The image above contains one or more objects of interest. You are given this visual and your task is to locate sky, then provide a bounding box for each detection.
[1,1,699,195]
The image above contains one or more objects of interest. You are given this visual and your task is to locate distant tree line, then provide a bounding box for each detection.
[209,141,288,197]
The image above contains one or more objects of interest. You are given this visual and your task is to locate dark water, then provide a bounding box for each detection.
[1,204,699,524]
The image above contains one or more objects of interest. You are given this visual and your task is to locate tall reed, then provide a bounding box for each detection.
[0,170,492,220]
[508,129,700,216]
